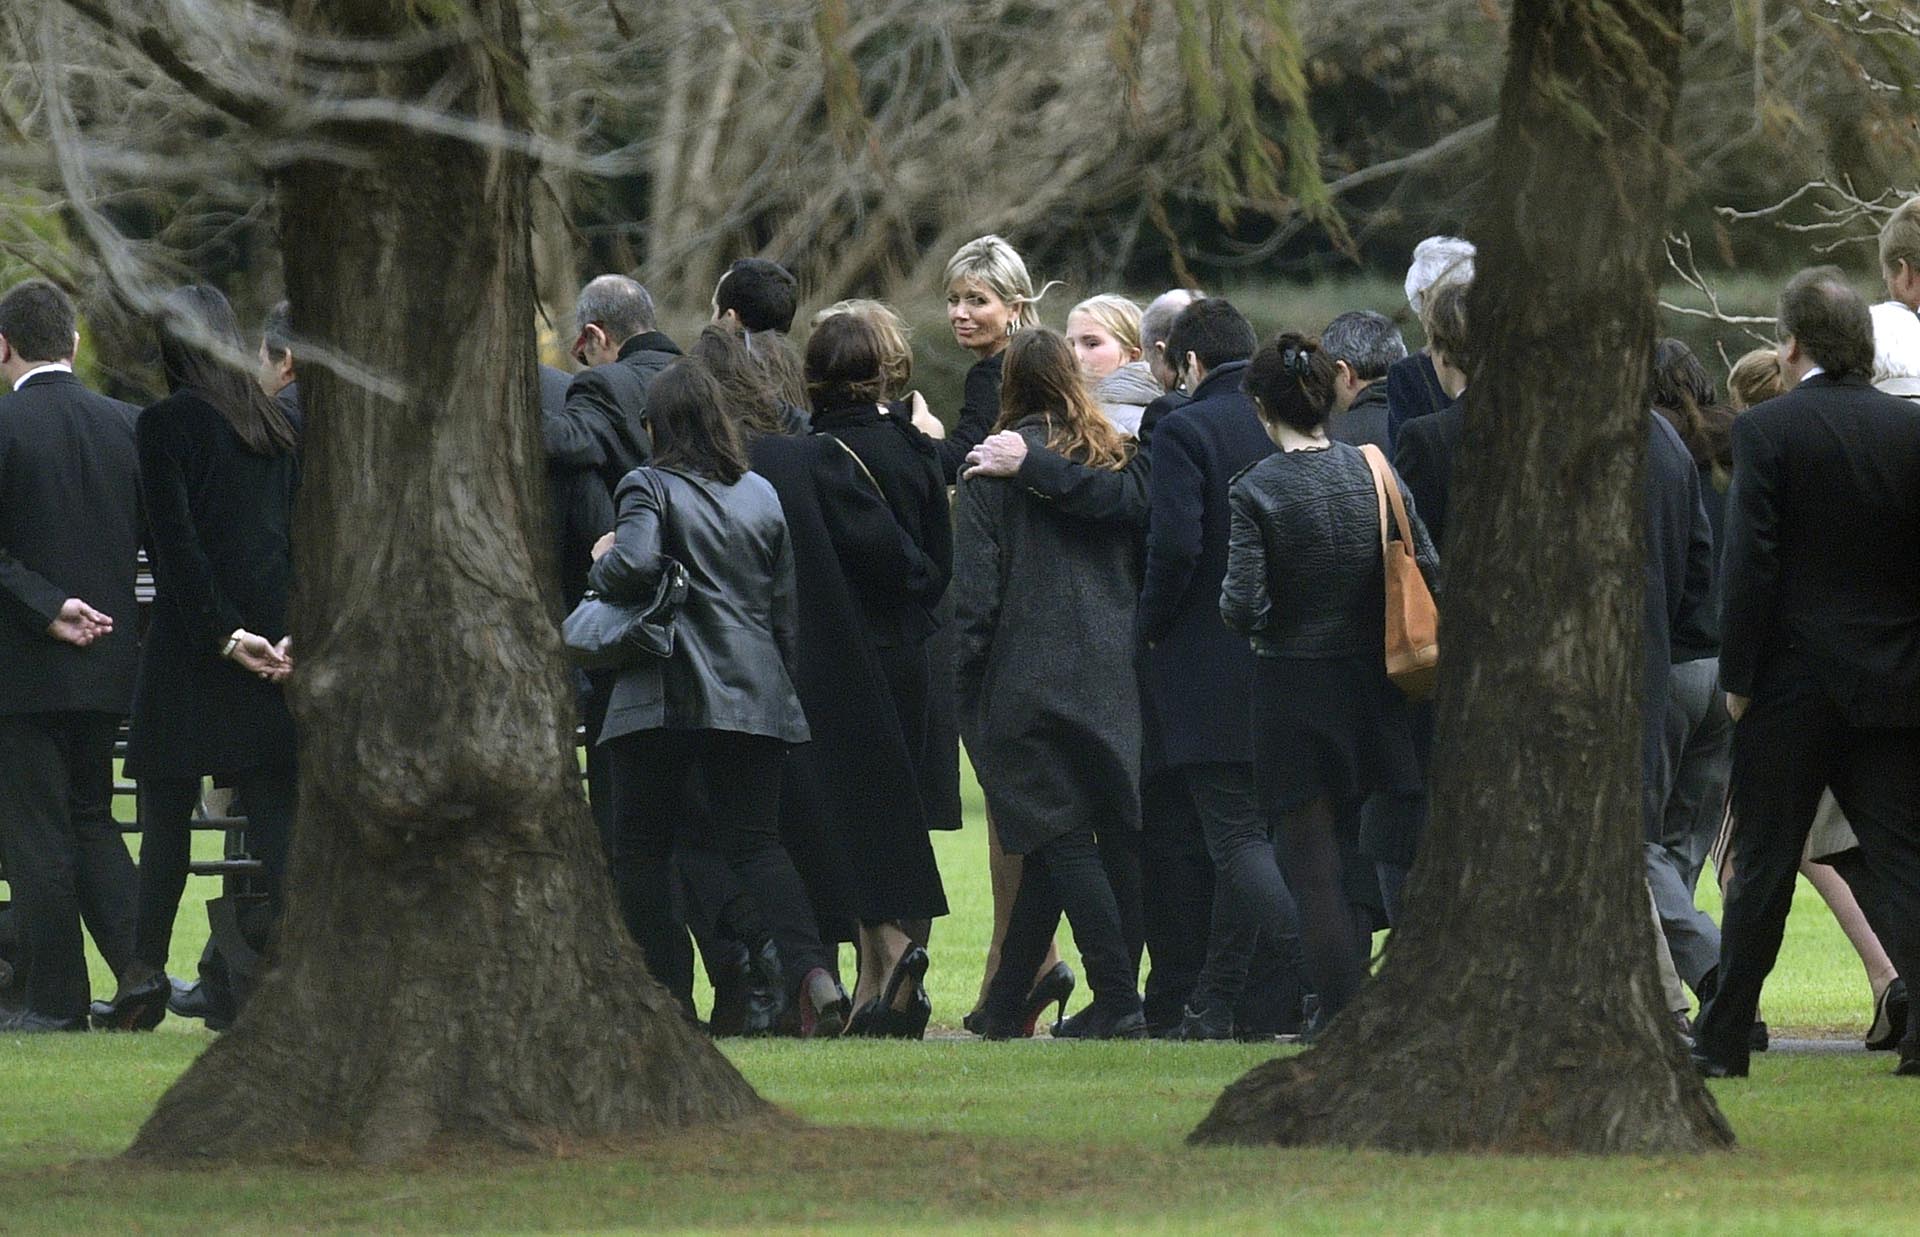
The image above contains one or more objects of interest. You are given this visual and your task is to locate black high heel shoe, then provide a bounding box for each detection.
[849,946,930,1038]
[1020,962,1075,1037]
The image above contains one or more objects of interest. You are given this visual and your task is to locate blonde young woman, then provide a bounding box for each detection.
[935,236,1075,1032]
[1066,294,1158,436]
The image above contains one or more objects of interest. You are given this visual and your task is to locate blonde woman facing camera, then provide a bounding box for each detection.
[936,234,1055,484]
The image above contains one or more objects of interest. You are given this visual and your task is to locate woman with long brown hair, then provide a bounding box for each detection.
[954,329,1146,1038]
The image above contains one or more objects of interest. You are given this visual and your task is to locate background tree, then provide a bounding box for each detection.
[1191,0,1735,1154]
[43,0,768,1163]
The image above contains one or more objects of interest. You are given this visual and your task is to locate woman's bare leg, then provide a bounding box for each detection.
[1802,859,1897,997]
[974,810,1059,1013]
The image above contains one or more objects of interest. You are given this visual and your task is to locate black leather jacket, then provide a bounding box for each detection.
[589,465,809,744]
[1221,442,1439,659]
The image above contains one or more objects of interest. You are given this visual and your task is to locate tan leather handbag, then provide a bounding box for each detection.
[1359,444,1439,699]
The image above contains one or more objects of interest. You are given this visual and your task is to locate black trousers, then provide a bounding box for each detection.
[1186,762,1305,1016]
[131,767,296,973]
[984,826,1140,1017]
[1138,768,1218,1028]
[0,711,138,1021]
[607,728,830,1008]
[1697,667,1920,1069]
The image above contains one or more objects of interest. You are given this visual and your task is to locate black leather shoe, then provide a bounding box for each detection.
[91,971,171,1032]
[1895,1047,1920,1077]
[167,978,236,1031]
[0,1009,88,1033]
[1172,1001,1234,1042]
[1867,979,1908,1052]
[1690,1049,1747,1078]
[1052,1002,1148,1041]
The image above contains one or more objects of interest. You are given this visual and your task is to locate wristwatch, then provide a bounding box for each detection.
[221,630,243,659]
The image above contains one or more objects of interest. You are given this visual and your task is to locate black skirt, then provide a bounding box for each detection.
[1251,653,1421,815]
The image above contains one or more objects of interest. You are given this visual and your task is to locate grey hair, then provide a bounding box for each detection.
[575,274,656,342]
[1320,310,1408,382]
[1140,288,1206,353]
[260,300,294,362]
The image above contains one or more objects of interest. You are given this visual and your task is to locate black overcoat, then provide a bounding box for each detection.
[748,433,949,930]
[952,418,1143,855]
[126,388,298,779]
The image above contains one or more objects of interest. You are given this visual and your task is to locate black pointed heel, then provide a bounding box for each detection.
[1020,962,1075,1036]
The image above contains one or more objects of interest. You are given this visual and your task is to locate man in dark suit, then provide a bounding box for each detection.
[0,279,149,1032]
[1324,311,1407,456]
[1134,298,1303,1038]
[1694,268,1920,1078]
[544,275,681,498]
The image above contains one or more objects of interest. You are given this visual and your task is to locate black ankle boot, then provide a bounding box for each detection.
[706,940,753,1037]
[1172,1000,1234,1042]
[1053,1000,1147,1041]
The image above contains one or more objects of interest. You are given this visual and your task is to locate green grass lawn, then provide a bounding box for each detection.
[2,762,1907,1233]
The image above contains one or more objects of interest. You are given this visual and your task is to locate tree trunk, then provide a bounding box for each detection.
[1191,0,1733,1154]
[127,0,766,1164]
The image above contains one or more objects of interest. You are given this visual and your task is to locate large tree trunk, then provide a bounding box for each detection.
[128,0,765,1164]
[1192,0,1733,1153]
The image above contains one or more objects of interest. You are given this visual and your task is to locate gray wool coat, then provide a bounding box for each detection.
[951,417,1143,855]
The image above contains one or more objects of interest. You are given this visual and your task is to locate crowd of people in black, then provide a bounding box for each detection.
[3,205,1919,1078]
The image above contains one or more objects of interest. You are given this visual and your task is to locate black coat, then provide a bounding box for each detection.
[747,433,949,928]
[1392,395,1463,551]
[126,388,299,778]
[539,362,612,613]
[934,351,1003,483]
[1720,372,1920,726]
[1385,352,1451,449]
[954,418,1143,853]
[807,401,951,645]
[1329,381,1392,454]
[543,332,681,496]
[1136,361,1274,770]
[0,371,142,716]
[589,466,808,744]
[1643,412,1715,828]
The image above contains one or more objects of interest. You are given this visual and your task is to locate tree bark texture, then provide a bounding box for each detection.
[127,0,766,1163]
[1192,0,1734,1154]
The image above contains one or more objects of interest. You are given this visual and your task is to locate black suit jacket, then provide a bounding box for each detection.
[539,362,612,613]
[0,370,143,715]
[542,331,681,495]
[1720,372,1920,725]
[1392,395,1463,551]
[1137,361,1274,768]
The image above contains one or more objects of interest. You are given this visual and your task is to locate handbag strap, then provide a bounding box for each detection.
[1359,443,1393,559]
[822,432,884,497]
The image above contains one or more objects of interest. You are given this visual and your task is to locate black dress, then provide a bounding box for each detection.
[748,432,950,933]
[126,389,299,781]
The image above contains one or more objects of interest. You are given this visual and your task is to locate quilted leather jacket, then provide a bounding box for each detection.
[1220,442,1438,659]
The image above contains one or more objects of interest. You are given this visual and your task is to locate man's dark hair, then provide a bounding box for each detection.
[1778,265,1874,379]
[575,274,656,343]
[0,279,77,364]
[715,259,799,334]
[804,312,888,409]
[1165,297,1257,377]
[261,300,294,363]
[1320,310,1407,382]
